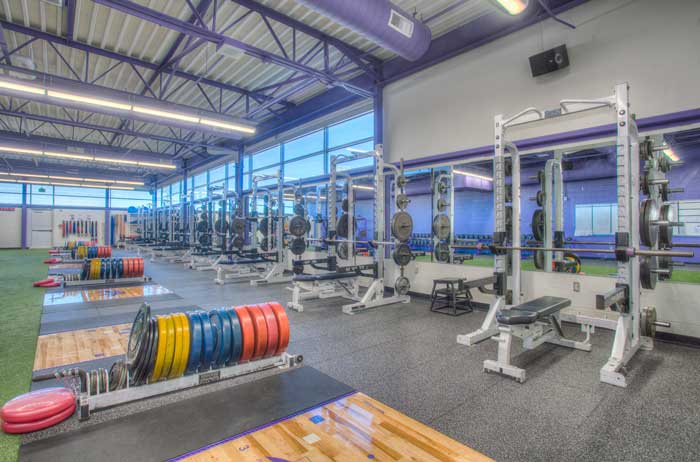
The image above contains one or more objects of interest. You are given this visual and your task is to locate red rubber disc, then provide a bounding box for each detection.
[234,306,255,362]
[125,258,132,278]
[268,302,290,355]
[258,303,279,358]
[245,305,268,360]
[138,258,144,277]
[1,402,75,434]
[0,388,75,424]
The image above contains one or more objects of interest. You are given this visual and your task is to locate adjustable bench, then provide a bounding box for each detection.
[483,296,592,383]
[293,272,358,282]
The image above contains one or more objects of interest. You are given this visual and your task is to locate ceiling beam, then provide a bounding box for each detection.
[92,0,375,99]
[0,20,293,109]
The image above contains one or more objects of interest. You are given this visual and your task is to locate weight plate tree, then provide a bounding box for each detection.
[432,170,452,264]
[392,173,413,296]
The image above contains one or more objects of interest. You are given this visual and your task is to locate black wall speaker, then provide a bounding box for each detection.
[529,45,569,77]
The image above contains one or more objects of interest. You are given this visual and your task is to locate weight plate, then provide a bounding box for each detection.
[658,255,673,281]
[642,306,657,337]
[259,303,279,359]
[0,387,75,424]
[118,258,123,278]
[1,402,75,434]
[226,308,243,365]
[336,241,349,260]
[336,214,355,239]
[234,306,255,362]
[140,318,159,385]
[437,198,448,212]
[214,219,229,234]
[289,215,308,237]
[659,203,675,248]
[537,170,545,186]
[130,316,153,385]
[639,138,654,160]
[394,276,410,296]
[536,190,545,207]
[391,211,414,242]
[175,313,190,377]
[268,302,290,356]
[435,242,451,262]
[640,255,658,290]
[396,194,410,210]
[640,199,660,248]
[196,221,209,233]
[397,175,408,188]
[432,214,450,240]
[214,309,233,367]
[245,305,268,360]
[81,259,89,280]
[436,181,448,194]
[109,360,127,391]
[562,252,582,274]
[290,237,307,256]
[534,249,544,270]
[341,198,349,212]
[127,304,150,365]
[232,236,245,250]
[168,314,184,379]
[100,259,106,280]
[293,203,305,216]
[198,311,215,370]
[258,217,270,236]
[161,315,176,379]
[259,236,274,251]
[151,316,168,381]
[532,209,545,242]
[231,218,246,235]
[392,243,412,266]
[186,312,203,374]
[198,234,211,247]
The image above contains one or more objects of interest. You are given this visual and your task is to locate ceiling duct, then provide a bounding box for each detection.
[296,0,431,62]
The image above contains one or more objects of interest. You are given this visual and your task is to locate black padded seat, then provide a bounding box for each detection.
[294,272,358,282]
[218,258,268,265]
[496,296,571,325]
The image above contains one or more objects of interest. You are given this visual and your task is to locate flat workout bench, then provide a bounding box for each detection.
[484,295,591,383]
[218,258,269,265]
[496,296,571,325]
[293,272,358,282]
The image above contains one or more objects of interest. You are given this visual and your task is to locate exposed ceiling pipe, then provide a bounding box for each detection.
[296,0,432,62]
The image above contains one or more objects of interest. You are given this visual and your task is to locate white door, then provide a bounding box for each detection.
[30,209,53,248]
[0,208,22,248]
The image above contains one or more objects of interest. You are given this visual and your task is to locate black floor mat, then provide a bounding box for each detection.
[20,367,353,462]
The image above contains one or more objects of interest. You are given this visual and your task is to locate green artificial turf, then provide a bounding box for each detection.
[0,250,47,462]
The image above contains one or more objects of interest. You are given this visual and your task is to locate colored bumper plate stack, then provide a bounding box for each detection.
[1,387,75,434]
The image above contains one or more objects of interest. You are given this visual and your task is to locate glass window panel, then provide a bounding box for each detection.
[251,146,281,170]
[30,185,53,206]
[0,182,22,204]
[575,205,593,237]
[242,173,251,191]
[592,205,612,235]
[328,112,373,148]
[209,165,226,184]
[284,130,324,161]
[193,172,207,189]
[284,153,325,180]
[251,166,279,188]
[110,190,152,209]
[329,140,375,172]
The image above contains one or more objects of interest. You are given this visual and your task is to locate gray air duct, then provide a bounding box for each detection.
[297,0,432,62]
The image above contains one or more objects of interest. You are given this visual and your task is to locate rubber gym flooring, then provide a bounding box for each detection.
[3,250,700,461]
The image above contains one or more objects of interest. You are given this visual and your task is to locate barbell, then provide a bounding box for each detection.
[451,243,693,258]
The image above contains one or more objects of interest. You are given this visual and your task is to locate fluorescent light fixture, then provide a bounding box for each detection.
[0,80,46,95]
[454,169,493,181]
[200,118,256,134]
[133,106,200,124]
[44,151,94,161]
[0,145,43,155]
[8,172,48,178]
[47,90,132,111]
[352,185,374,191]
[18,179,134,190]
[489,0,528,15]
[137,161,177,170]
[93,156,138,166]
[663,148,679,162]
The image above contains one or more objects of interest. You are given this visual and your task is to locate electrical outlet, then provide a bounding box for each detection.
[573,281,581,292]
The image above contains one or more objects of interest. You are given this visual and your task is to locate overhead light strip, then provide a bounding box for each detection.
[453,169,493,181]
[0,176,135,190]
[0,79,256,135]
[0,145,176,170]
[5,172,144,185]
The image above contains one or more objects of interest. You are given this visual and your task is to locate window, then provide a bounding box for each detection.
[252,146,281,170]
[575,203,617,236]
[192,171,208,201]
[251,166,280,188]
[209,165,226,185]
[0,182,22,205]
[54,186,105,208]
[111,189,152,209]
[285,153,325,180]
[30,185,53,206]
[330,140,375,172]
[674,201,700,237]
[227,161,237,193]
[284,130,324,161]
[170,181,182,205]
[328,112,373,148]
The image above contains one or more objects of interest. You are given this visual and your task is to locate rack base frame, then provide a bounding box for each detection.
[63,276,151,287]
[80,353,301,420]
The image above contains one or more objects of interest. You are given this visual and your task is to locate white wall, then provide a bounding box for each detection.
[384,0,700,162]
[0,208,21,248]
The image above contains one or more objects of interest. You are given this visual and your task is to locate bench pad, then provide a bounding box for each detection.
[496,296,571,325]
[294,272,358,282]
